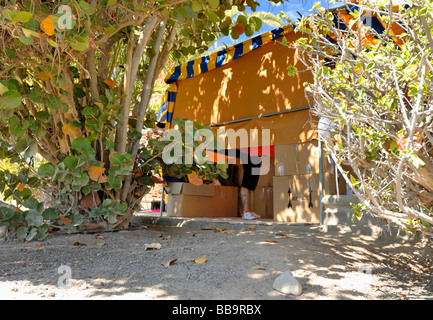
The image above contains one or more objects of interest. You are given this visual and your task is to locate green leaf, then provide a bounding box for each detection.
[104,26,116,35]
[38,163,55,177]
[47,38,58,48]
[188,45,196,55]
[82,186,91,195]
[191,1,202,12]
[408,87,418,96]
[106,104,123,110]
[102,199,115,208]
[208,0,219,10]
[230,29,240,40]
[237,14,248,26]
[216,162,228,170]
[106,174,122,189]
[1,90,22,108]
[118,202,127,212]
[44,94,68,111]
[89,182,101,191]
[245,23,254,37]
[219,171,228,179]
[287,65,297,77]
[72,172,90,187]
[36,229,48,241]
[0,206,14,220]
[19,35,33,45]
[63,156,79,170]
[42,208,58,220]
[1,79,18,90]
[23,198,39,209]
[5,48,15,59]
[26,212,44,227]
[36,111,50,123]
[13,12,33,23]
[8,116,25,137]
[71,138,96,157]
[250,16,262,31]
[83,106,98,117]
[207,10,219,24]
[350,174,359,186]
[109,152,124,165]
[25,228,38,241]
[2,9,16,21]
[17,226,28,239]
[79,0,95,15]
[70,214,83,226]
[22,28,32,38]
[29,87,44,103]
[107,212,117,224]
[174,6,187,20]
[85,118,103,132]
[21,188,32,200]
[71,40,89,52]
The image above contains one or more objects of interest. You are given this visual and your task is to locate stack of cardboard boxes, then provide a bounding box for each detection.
[165,182,238,217]
[165,140,346,222]
[272,140,346,223]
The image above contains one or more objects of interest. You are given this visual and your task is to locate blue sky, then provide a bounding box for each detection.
[209,0,343,51]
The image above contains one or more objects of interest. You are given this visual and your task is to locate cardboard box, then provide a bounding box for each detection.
[253,186,273,218]
[274,141,334,176]
[256,156,275,187]
[166,182,238,217]
[273,173,346,223]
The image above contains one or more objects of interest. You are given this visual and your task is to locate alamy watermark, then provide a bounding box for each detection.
[56,5,74,30]
[161,121,271,176]
[57,265,72,289]
[355,264,374,291]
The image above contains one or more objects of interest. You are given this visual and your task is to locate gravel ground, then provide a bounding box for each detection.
[0,218,432,300]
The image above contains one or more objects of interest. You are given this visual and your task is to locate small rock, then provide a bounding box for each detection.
[273,271,303,296]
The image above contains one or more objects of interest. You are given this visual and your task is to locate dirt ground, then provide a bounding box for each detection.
[0,215,432,300]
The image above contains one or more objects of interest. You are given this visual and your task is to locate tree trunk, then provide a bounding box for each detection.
[115,16,159,155]
[121,19,167,204]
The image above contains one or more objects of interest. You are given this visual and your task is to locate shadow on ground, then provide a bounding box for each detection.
[0,217,432,300]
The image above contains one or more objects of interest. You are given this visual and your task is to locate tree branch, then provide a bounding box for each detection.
[121,19,167,202]
[115,16,159,155]
[87,48,99,102]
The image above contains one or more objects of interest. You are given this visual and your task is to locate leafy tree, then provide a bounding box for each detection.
[0,0,281,240]
[205,8,286,52]
[294,0,433,235]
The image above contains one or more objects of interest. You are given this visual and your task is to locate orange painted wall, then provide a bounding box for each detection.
[171,30,317,146]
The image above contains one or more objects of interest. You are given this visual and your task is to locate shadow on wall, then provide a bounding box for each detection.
[175,31,313,127]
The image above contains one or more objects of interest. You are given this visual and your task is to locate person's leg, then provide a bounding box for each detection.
[241,155,261,219]
[240,186,253,213]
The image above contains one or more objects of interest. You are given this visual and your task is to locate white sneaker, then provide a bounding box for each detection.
[242,212,259,220]
[251,212,261,219]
